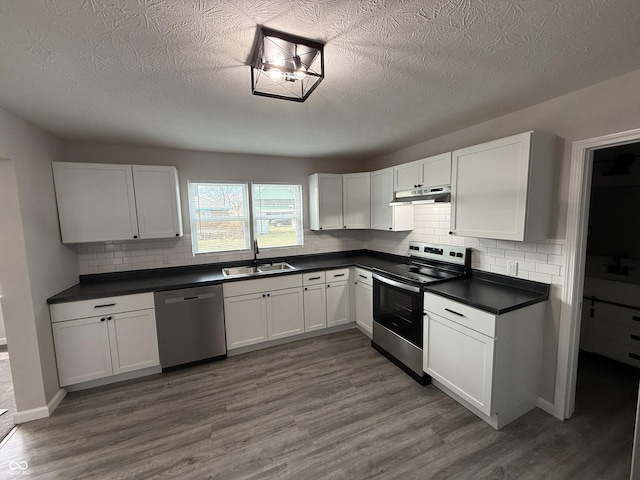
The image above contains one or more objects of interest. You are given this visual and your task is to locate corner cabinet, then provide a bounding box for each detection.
[423,292,545,429]
[370,167,413,231]
[50,293,160,387]
[353,268,373,336]
[449,131,557,241]
[52,162,183,243]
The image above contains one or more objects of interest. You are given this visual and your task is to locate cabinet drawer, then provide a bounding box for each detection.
[424,292,496,338]
[223,274,302,297]
[594,336,640,368]
[354,268,372,286]
[596,302,640,330]
[326,268,350,282]
[303,271,326,286]
[50,293,155,323]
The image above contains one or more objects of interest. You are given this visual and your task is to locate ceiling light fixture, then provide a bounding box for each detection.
[250,26,325,102]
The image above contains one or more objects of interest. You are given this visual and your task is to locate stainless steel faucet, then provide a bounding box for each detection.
[253,239,259,267]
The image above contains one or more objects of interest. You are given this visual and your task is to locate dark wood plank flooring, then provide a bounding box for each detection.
[0,330,636,479]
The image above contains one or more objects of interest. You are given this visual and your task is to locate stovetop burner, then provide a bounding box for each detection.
[373,241,470,286]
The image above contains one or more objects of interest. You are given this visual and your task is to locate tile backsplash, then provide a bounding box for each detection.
[77,203,565,286]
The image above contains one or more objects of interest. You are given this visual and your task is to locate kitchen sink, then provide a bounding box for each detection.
[222,262,295,278]
[257,262,295,272]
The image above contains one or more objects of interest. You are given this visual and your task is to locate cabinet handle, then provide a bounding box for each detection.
[94,303,116,308]
[633,316,640,322]
[389,227,393,230]
[333,273,345,277]
[444,308,465,318]
[184,296,199,301]
[631,335,640,342]
[358,274,367,279]
[629,353,640,361]
[309,276,321,280]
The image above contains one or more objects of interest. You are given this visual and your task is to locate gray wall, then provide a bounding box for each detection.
[0,107,79,414]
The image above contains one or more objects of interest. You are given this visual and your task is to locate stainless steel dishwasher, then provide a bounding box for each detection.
[154,284,226,369]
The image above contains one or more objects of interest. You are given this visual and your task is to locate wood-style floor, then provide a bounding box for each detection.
[0,329,637,479]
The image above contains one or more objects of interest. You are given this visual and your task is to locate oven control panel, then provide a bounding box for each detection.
[408,241,469,266]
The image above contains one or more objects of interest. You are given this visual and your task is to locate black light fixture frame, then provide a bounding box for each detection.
[250,26,325,103]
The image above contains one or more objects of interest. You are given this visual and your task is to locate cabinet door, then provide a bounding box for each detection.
[342,172,371,229]
[393,161,420,191]
[224,293,267,349]
[108,309,160,375]
[304,284,327,332]
[52,162,138,243]
[267,287,304,340]
[371,167,413,231]
[309,173,343,230]
[425,312,495,416]
[52,316,113,386]
[326,281,350,327]
[354,281,373,335]
[419,152,451,188]
[450,133,531,240]
[132,165,183,239]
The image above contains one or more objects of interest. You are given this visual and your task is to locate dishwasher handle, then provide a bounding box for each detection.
[161,292,217,305]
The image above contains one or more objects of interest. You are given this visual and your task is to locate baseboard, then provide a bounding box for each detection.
[14,388,67,424]
[537,396,555,416]
[0,337,6,346]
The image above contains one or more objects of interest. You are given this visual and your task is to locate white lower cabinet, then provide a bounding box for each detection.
[223,275,304,350]
[353,268,373,336]
[303,272,327,332]
[326,269,350,327]
[423,292,545,429]
[50,293,160,387]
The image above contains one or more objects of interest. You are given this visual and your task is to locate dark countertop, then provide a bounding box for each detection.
[424,270,549,315]
[47,250,405,304]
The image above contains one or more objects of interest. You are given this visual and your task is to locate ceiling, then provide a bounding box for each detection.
[1,1,639,159]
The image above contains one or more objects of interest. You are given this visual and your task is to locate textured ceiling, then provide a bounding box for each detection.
[1,1,639,159]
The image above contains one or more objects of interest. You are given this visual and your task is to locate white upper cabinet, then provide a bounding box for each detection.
[52,162,183,244]
[309,173,343,230]
[393,153,452,191]
[132,165,183,239]
[52,162,139,243]
[342,172,371,229]
[370,167,413,231]
[449,131,557,241]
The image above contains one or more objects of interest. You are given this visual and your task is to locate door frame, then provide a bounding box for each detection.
[556,127,640,419]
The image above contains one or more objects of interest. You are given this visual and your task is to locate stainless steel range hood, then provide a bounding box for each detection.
[389,185,451,205]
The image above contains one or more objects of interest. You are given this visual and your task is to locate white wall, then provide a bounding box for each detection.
[367,68,640,405]
[0,107,79,416]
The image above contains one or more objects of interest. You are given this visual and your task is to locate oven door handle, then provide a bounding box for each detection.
[372,273,422,293]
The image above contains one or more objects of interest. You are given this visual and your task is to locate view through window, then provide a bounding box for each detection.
[188,181,303,254]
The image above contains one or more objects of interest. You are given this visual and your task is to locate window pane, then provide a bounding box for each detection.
[189,182,250,254]
[252,184,303,248]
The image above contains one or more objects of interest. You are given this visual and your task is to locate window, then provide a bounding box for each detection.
[188,181,303,254]
[189,182,250,254]
[252,183,303,249]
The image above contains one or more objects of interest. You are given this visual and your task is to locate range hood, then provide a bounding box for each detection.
[389,185,451,205]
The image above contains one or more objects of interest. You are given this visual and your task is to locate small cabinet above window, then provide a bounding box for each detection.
[52,162,182,244]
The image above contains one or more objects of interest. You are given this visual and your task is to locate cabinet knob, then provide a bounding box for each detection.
[176,233,180,237]
[304,287,308,291]
[448,231,453,235]
[343,226,346,228]
[107,316,113,321]
[133,235,138,239]
[327,284,330,288]
[389,227,392,230]
[100,317,106,322]
[267,293,270,297]
[262,294,266,298]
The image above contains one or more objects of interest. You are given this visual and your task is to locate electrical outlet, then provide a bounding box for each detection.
[507,260,518,276]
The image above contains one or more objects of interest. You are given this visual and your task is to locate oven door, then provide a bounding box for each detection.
[372,273,423,348]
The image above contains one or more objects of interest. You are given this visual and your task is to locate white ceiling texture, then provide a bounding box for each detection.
[1,1,639,159]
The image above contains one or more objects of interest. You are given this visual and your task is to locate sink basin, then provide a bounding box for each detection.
[258,262,295,272]
[222,262,295,277]
[222,266,260,277]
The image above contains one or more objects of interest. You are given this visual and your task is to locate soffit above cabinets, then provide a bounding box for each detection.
[1,1,640,159]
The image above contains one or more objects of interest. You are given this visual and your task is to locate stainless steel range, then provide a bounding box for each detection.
[371,241,470,384]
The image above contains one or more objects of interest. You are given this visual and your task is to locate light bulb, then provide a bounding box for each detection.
[268,68,283,81]
[270,53,285,66]
[294,69,306,81]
